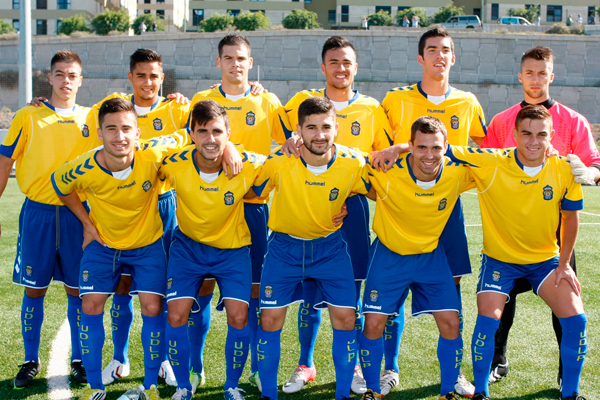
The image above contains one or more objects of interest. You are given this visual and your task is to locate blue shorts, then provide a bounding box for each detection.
[439,196,471,278]
[12,198,87,289]
[259,231,356,310]
[79,239,167,297]
[159,190,177,258]
[166,228,252,312]
[244,202,269,284]
[363,239,459,317]
[477,254,558,300]
[340,195,371,281]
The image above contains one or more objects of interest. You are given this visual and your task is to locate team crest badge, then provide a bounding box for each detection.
[25,266,33,277]
[167,277,173,290]
[438,198,447,211]
[246,111,256,126]
[153,118,163,131]
[451,115,459,130]
[543,185,553,200]
[224,191,234,206]
[264,285,273,299]
[492,270,501,282]
[142,180,152,192]
[329,188,339,201]
[82,270,89,283]
[351,121,361,136]
[81,124,89,137]
[370,289,378,303]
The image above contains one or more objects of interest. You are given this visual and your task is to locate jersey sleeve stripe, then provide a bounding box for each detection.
[0,129,22,158]
[279,115,294,139]
[50,172,69,196]
[253,178,270,197]
[561,197,584,211]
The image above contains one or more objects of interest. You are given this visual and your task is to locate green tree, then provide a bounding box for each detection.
[132,14,165,35]
[200,13,234,32]
[396,8,431,27]
[367,10,394,26]
[434,3,465,23]
[57,14,89,35]
[233,11,270,31]
[282,9,321,29]
[90,9,130,35]
[0,20,15,35]
[507,5,540,24]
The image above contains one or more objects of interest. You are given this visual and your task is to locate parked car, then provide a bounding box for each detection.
[499,16,532,25]
[441,15,482,28]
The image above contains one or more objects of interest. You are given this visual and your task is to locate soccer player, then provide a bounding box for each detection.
[186,34,291,392]
[446,105,588,400]
[0,50,101,388]
[162,100,264,400]
[250,97,368,400]
[281,35,393,395]
[480,46,600,386]
[359,116,473,400]
[51,98,190,400]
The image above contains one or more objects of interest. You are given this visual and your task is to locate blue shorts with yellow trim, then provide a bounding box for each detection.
[166,228,252,312]
[159,190,177,258]
[340,194,371,281]
[79,239,167,297]
[362,239,459,317]
[439,196,471,277]
[12,198,88,289]
[244,202,269,284]
[477,254,558,300]
[259,231,356,310]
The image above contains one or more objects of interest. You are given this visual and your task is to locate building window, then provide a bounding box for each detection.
[156,9,165,18]
[36,0,47,9]
[473,8,481,18]
[157,0,164,3]
[144,0,150,3]
[36,19,47,35]
[341,5,349,22]
[491,3,499,20]
[193,9,204,25]
[292,0,299,2]
[250,10,265,13]
[228,9,241,17]
[13,19,20,31]
[144,9,150,14]
[12,0,19,9]
[375,6,391,14]
[547,5,562,22]
[57,0,70,10]
[250,0,266,2]
[328,10,336,23]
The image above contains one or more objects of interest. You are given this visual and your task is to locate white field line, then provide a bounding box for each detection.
[47,318,73,400]
[580,211,600,217]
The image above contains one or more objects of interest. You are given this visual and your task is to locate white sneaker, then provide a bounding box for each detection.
[379,369,399,396]
[351,365,367,394]
[190,369,206,394]
[248,371,262,392]
[455,373,475,397]
[102,359,130,385]
[223,387,246,400]
[171,388,193,400]
[282,365,317,393]
[159,360,177,387]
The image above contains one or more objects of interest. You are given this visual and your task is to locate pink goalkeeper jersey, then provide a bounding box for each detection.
[481,100,600,167]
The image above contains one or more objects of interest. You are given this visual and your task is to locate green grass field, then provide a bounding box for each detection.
[0,179,598,400]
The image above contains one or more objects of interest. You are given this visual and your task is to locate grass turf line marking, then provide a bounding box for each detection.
[47,318,73,400]
[580,211,600,217]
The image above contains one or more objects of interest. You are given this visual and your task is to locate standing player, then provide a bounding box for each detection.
[447,105,588,400]
[281,36,393,395]
[0,50,100,388]
[480,47,600,387]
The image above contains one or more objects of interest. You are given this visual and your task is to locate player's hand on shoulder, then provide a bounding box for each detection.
[567,154,595,185]
[370,145,401,172]
[332,203,348,227]
[209,81,222,90]
[166,93,190,104]
[82,223,107,251]
[28,97,48,107]
[554,262,581,296]
[545,144,559,158]
[222,142,243,180]
[249,81,267,95]
[282,135,303,158]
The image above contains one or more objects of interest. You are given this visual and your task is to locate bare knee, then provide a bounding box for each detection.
[227,312,248,330]
[363,314,387,339]
[437,314,460,340]
[140,299,162,317]
[25,287,47,298]
[167,311,189,328]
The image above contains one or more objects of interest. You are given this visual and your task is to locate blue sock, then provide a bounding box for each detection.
[162,300,169,362]
[559,313,588,397]
[188,293,213,373]
[67,295,82,362]
[456,284,464,335]
[472,315,500,396]
[354,281,363,367]
[257,327,281,400]
[383,310,404,373]
[22,293,44,363]
[332,328,356,400]
[141,313,166,390]
[438,335,463,396]
[359,332,383,393]
[298,280,321,367]
[248,297,260,372]
[224,324,250,390]
[80,313,105,390]
[110,294,133,363]
[166,323,192,391]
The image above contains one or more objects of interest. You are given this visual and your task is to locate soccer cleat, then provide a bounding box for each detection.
[141,384,161,400]
[79,384,107,400]
[440,392,459,399]
[351,365,367,394]
[379,369,399,396]
[454,373,475,397]
[71,361,88,386]
[562,394,587,400]
[224,387,246,400]
[248,371,262,392]
[472,393,490,400]
[116,386,144,400]
[102,359,130,385]
[171,388,193,400]
[282,365,317,393]
[361,389,382,400]
[488,361,509,385]
[190,369,206,394]
[159,360,177,387]
[12,361,41,389]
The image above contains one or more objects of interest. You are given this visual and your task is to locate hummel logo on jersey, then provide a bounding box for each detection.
[118,181,136,190]
[521,179,538,185]
[57,120,75,124]
[224,106,242,111]
[200,186,218,192]
[415,192,434,197]
[427,109,445,114]
[305,180,325,186]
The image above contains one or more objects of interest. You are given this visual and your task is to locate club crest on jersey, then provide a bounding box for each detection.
[81,124,89,137]
[246,111,256,126]
[264,285,273,298]
[142,180,152,192]
[224,191,234,205]
[25,265,33,276]
[543,185,553,200]
[370,289,378,303]
[438,198,447,211]
[153,118,163,131]
[492,270,501,282]
[451,115,459,130]
[329,188,339,201]
[167,277,173,290]
[351,121,361,136]
[82,270,89,283]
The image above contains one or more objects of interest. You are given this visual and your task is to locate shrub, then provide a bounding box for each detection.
[433,3,465,23]
[507,5,539,24]
[132,14,165,35]
[396,8,431,27]
[91,9,130,35]
[57,14,89,35]
[0,19,15,35]
[367,10,394,26]
[282,9,320,29]
[233,11,270,31]
[200,13,234,32]
[545,22,570,34]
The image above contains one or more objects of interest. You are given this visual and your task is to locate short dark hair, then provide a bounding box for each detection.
[297,97,336,127]
[515,104,552,129]
[50,50,82,71]
[129,48,162,72]
[418,27,454,58]
[410,116,447,142]
[321,36,356,62]
[191,100,230,132]
[218,34,251,57]
[521,46,555,67]
[98,98,136,127]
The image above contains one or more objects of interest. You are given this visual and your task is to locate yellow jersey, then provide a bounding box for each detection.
[368,155,475,255]
[446,146,584,264]
[159,145,264,249]
[285,89,393,152]
[1,102,101,205]
[253,145,369,239]
[382,83,487,146]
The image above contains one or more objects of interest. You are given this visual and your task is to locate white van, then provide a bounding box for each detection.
[499,16,532,25]
[441,15,482,28]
